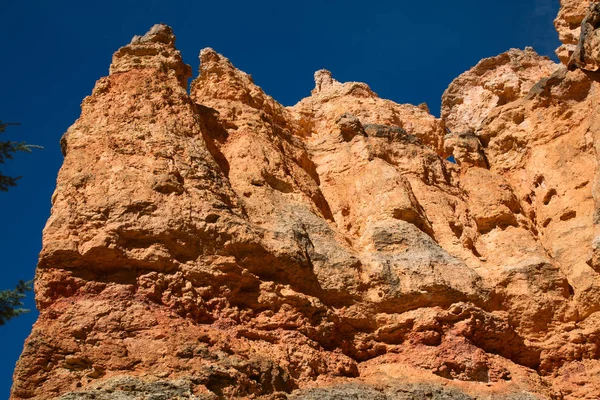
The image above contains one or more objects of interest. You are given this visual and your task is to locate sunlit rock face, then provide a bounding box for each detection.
[555,0,600,71]
[441,47,558,134]
[9,3,600,398]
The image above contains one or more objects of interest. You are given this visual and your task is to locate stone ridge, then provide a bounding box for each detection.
[10,1,600,399]
[441,47,558,133]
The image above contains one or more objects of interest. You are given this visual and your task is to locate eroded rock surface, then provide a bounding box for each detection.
[556,0,600,70]
[441,48,557,133]
[10,8,600,400]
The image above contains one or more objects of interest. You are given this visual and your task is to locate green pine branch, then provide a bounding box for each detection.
[0,280,33,326]
[0,120,43,191]
[0,120,38,326]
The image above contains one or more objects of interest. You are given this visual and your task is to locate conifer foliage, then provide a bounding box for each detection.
[0,280,32,326]
[0,120,41,191]
[0,120,38,324]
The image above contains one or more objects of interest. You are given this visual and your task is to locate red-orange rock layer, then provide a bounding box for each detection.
[10,2,600,398]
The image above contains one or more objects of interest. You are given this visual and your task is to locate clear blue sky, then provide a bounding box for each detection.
[0,0,559,397]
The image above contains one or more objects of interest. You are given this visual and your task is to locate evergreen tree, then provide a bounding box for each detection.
[0,120,42,191]
[0,280,32,326]
[0,121,39,324]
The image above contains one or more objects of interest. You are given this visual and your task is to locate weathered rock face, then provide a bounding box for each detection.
[9,4,600,398]
[556,0,600,70]
[441,48,558,133]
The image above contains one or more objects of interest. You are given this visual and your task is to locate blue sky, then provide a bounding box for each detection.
[0,0,559,397]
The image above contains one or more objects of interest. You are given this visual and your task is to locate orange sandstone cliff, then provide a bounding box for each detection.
[10,1,600,399]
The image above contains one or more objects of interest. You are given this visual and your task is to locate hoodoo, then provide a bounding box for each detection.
[10,1,600,399]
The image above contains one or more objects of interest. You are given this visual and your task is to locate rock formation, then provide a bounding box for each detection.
[441,47,557,133]
[10,1,600,399]
[555,0,600,70]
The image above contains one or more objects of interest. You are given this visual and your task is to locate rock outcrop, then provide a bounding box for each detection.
[441,48,557,133]
[556,0,600,70]
[10,2,600,399]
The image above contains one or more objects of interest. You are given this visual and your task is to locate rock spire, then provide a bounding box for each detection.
[10,3,600,398]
